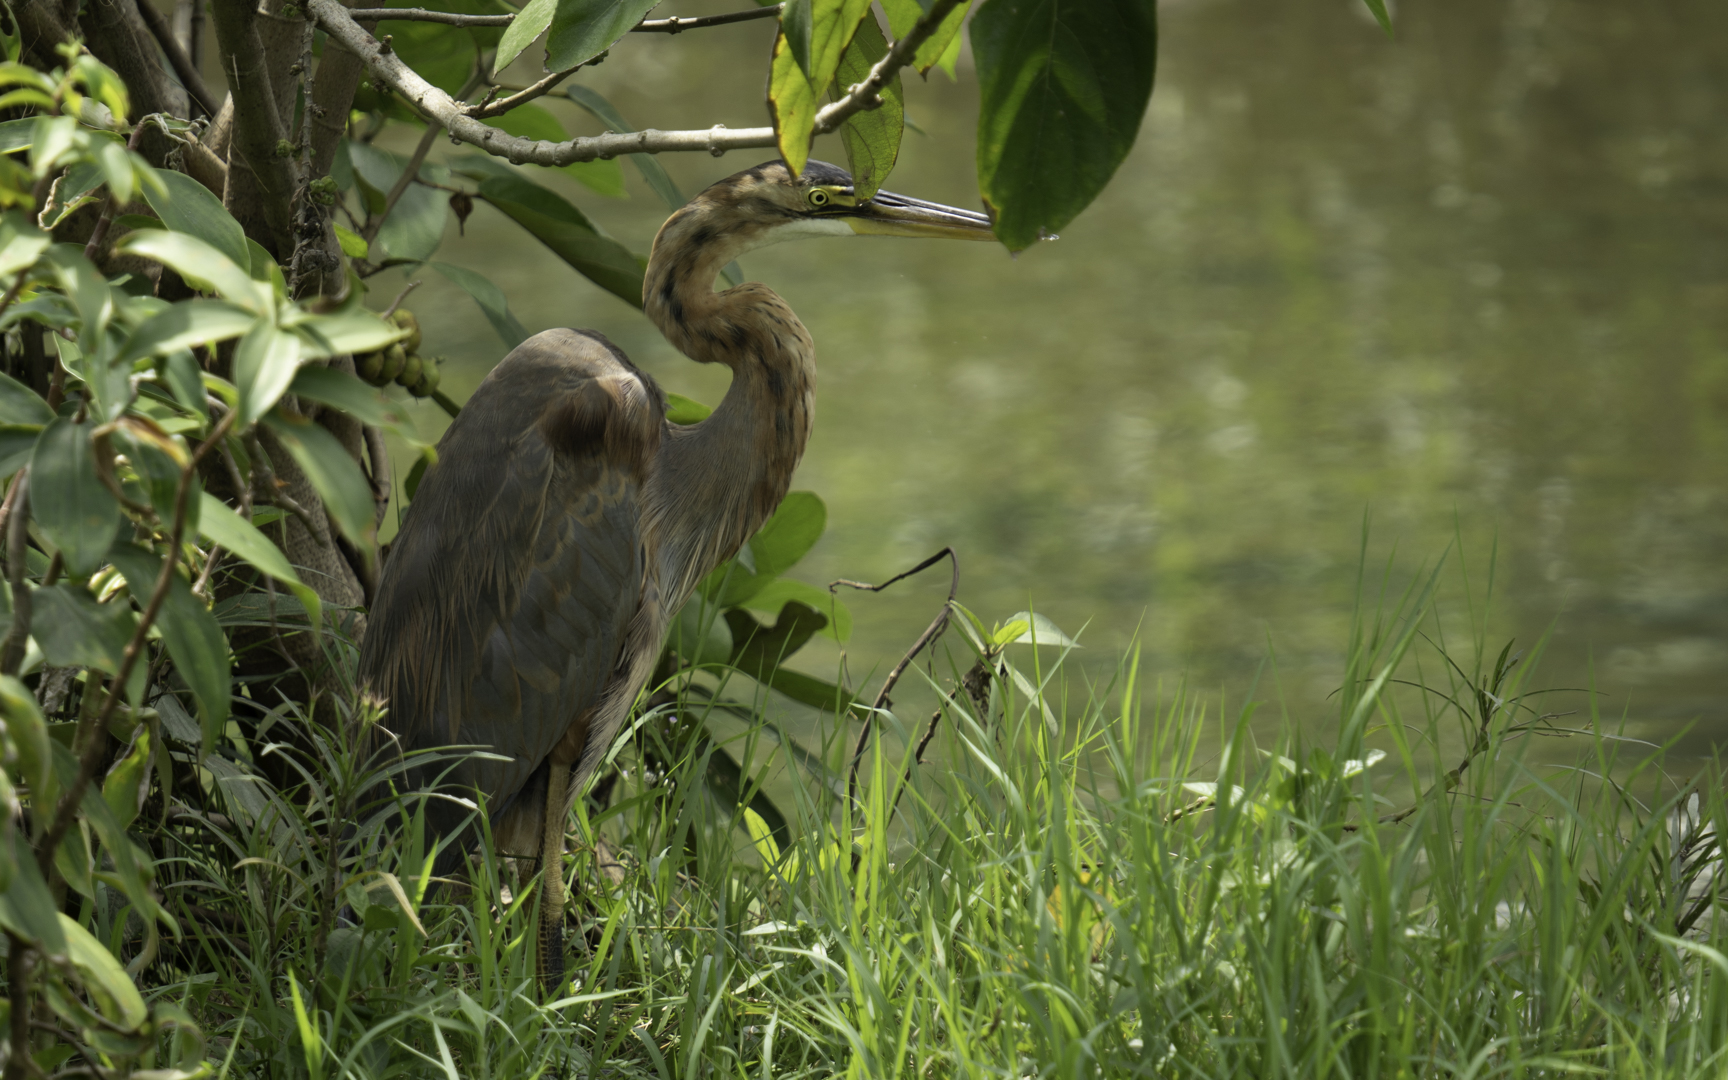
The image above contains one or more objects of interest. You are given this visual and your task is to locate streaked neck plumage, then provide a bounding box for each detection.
[641,198,817,606]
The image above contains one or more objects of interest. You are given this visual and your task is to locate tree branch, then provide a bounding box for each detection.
[133,0,222,117]
[341,4,784,32]
[465,60,590,120]
[309,0,952,166]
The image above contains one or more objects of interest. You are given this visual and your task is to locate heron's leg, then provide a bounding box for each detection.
[539,761,569,996]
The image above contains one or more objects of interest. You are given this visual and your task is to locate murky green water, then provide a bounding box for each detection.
[375,0,1728,757]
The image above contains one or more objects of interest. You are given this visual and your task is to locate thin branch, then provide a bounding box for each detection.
[464,60,592,120]
[134,0,223,117]
[832,547,959,812]
[341,5,783,32]
[312,0,948,165]
[364,119,443,244]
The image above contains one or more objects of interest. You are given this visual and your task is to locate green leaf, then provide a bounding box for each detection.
[669,598,734,667]
[972,0,1157,251]
[768,0,874,176]
[290,306,408,359]
[708,491,826,607]
[545,0,662,72]
[334,224,368,259]
[1360,0,1393,36]
[564,86,685,209]
[58,913,147,1029]
[29,417,120,577]
[262,410,377,549]
[0,674,52,797]
[998,610,1077,647]
[0,832,66,955]
[0,211,50,277]
[664,392,711,424]
[781,0,814,77]
[494,0,556,71]
[118,230,270,311]
[116,426,190,529]
[484,105,625,197]
[196,493,323,638]
[0,425,38,480]
[475,173,643,307]
[432,260,528,349]
[117,299,257,366]
[232,320,303,425]
[348,142,450,265]
[726,602,826,676]
[141,168,249,271]
[288,365,420,440]
[743,579,851,641]
[108,544,231,751]
[831,13,902,198]
[29,584,136,672]
[880,0,972,75]
[0,370,52,424]
[0,118,33,153]
[102,727,150,831]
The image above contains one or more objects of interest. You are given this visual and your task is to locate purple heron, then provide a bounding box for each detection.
[357,159,995,988]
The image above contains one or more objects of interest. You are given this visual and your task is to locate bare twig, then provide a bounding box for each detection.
[134,0,223,116]
[832,547,959,811]
[309,0,953,166]
[379,278,419,318]
[342,5,783,32]
[464,60,593,120]
[35,409,238,876]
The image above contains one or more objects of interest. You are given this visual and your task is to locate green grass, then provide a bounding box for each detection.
[138,556,1728,1079]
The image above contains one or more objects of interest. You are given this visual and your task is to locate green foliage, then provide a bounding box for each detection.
[973,0,1159,251]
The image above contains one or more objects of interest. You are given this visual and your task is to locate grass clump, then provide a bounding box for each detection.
[133,557,1725,1078]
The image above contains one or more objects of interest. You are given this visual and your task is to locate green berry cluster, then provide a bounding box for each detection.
[356,309,441,398]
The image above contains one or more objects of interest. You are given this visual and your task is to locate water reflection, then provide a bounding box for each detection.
[376,0,1728,756]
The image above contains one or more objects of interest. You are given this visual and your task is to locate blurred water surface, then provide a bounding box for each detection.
[376,0,1728,757]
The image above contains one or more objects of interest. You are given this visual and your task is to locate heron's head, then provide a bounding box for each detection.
[649,159,996,278]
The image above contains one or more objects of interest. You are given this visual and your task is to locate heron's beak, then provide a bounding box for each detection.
[845,190,997,241]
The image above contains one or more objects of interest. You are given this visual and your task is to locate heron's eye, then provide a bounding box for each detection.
[807,189,830,209]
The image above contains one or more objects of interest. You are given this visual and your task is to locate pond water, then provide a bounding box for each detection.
[374,0,1728,762]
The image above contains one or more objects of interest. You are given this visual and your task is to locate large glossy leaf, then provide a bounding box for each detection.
[484,104,624,196]
[972,0,1157,251]
[29,417,120,576]
[196,493,323,637]
[546,0,662,72]
[30,584,136,672]
[232,320,302,425]
[476,173,643,307]
[0,370,52,424]
[831,14,902,198]
[0,674,53,796]
[108,544,230,750]
[0,212,50,277]
[768,0,875,175]
[141,168,249,271]
[348,141,451,265]
[433,261,527,349]
[262,410,377,549]
[0,425,38,480]
[290,306,406,359]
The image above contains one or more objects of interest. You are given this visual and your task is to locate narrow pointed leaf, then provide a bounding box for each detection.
[288,366,420,441]
[494,0,556,71]
[233,320,302,425]
[118,230,269,310]
[432,261,528,349]
[29,585,135,672]
[118,299,256,365]
[0,370,52,424]
[197,493,323,637]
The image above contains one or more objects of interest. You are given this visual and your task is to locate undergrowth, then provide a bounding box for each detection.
[131,556,1727,1079]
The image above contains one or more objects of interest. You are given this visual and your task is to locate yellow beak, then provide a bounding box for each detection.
[844,190,997,241]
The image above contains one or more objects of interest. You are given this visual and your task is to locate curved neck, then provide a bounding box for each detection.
[641,208,818,605]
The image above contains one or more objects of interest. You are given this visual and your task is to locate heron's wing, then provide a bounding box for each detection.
[359,329,664,836]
